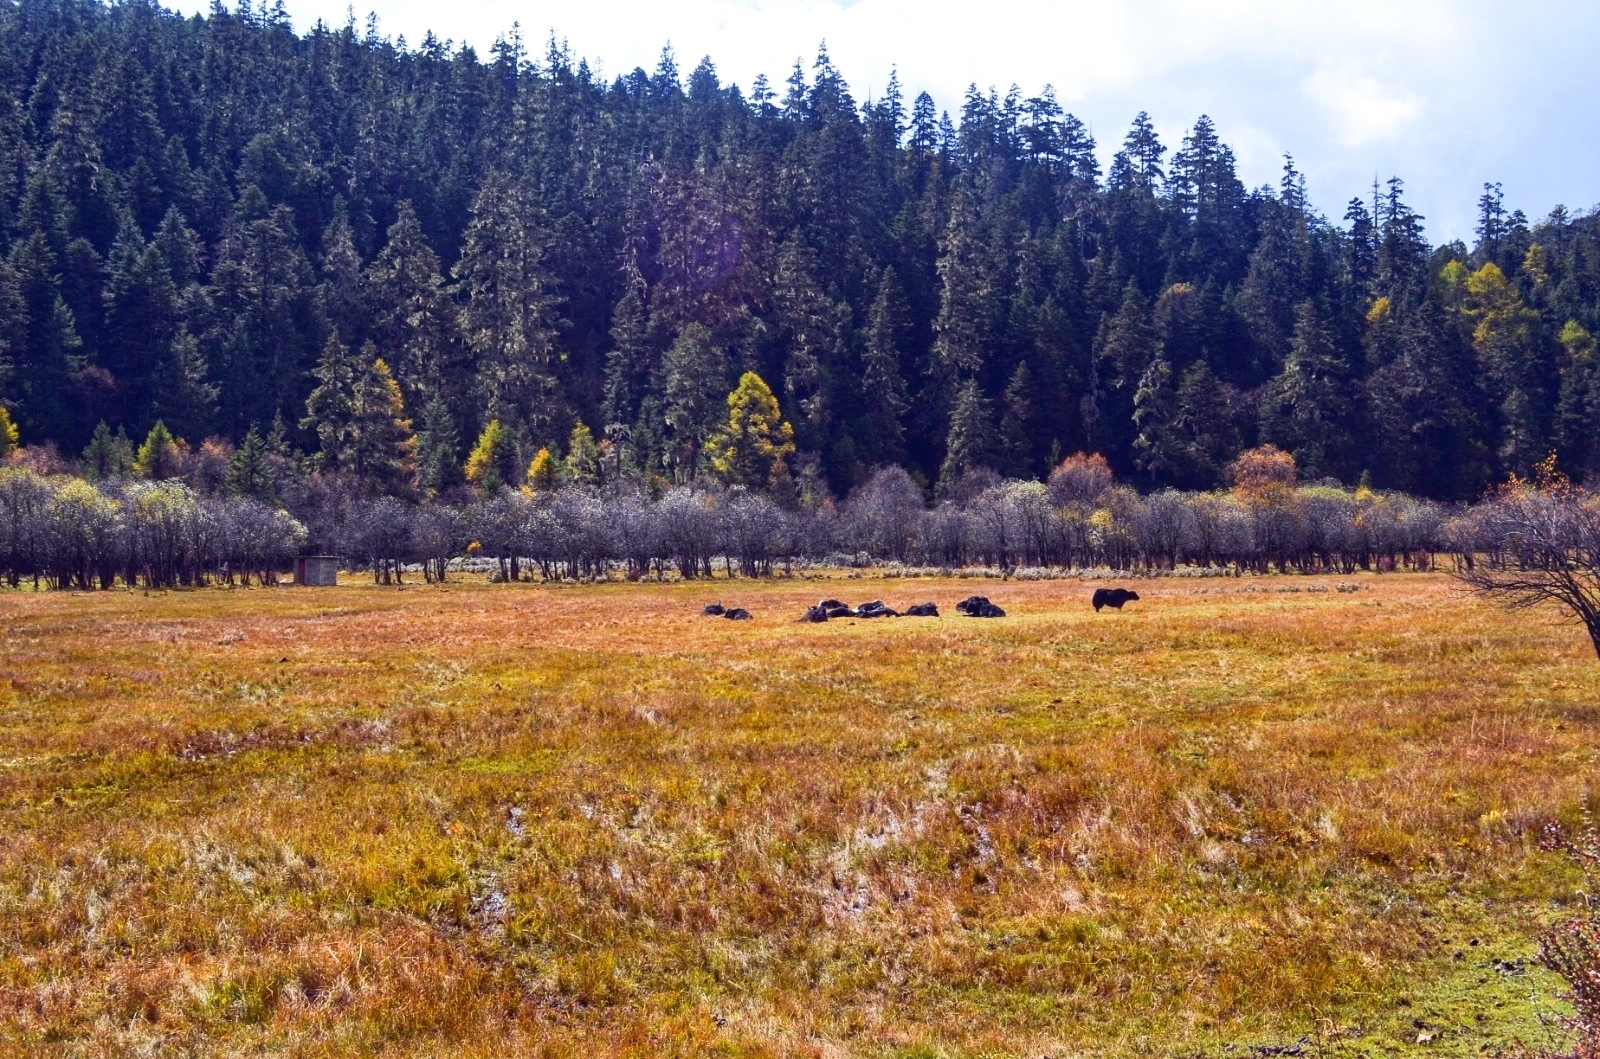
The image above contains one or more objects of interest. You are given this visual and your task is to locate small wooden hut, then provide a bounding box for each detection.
[293,556,340,586]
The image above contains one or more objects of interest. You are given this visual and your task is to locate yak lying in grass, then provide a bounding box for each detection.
[1092,588,1140,612]
[703,603,725,616]
[956,596,1006,618]
[797,599,940,621]
[722,608,752,620]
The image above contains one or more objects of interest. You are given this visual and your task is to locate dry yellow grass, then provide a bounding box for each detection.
[0,572,1593,1057]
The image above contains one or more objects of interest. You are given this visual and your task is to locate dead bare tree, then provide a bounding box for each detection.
[1457,465,1600,660]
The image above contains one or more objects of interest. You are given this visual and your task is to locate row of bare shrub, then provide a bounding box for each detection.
[0,463,1466,588]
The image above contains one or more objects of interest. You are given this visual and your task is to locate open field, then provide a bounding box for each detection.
[0,573,1594,1057]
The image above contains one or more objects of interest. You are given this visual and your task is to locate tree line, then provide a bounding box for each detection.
[2,0,1600,505]
[0,436,1529,590]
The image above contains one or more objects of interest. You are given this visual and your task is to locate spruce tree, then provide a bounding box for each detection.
[413,395,463,498]
[227,426,277,502]
[303,337,415,492]
[861,267,911,464]
[999,360,1039,478]
[1259,301,1352,481]
[938,378,997,496]
[82,420,134,480]
[455,171,561,441]
[661,323,731,480]
[1132,356,1179,484]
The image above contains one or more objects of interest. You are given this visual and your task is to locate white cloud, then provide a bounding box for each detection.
[1304,64,1425,148]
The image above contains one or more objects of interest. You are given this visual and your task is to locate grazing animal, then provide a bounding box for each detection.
[824,604,855,619]
[799,605,830,623]
[1092,588,1140,612]
[817,599,847,610]
[855,600,898,618]
[722,608,752,620]
[703,603,725,616]
[956,595,1006,618]
[904,602,939,617]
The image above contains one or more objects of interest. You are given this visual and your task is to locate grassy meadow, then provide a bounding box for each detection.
[0,571,1594,1057]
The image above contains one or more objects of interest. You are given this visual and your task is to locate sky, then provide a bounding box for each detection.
[169,0,1600,242]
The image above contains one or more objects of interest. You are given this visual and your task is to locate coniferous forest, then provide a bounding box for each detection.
[2,0,1599,505]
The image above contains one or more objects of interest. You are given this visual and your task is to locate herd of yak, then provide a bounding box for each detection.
[701,588,1141,622]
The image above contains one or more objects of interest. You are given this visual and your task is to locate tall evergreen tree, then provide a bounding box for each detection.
[454,171,562,442]
[938,377,996,495]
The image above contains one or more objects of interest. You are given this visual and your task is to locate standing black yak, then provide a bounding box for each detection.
[1092,588,1140,612]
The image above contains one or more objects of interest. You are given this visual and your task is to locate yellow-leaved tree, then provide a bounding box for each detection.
[524,446,561,493]
[0,405,18,459]
[706,371,795,490]
[464,419,518,496]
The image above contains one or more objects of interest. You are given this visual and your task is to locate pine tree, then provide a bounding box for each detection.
[707,371,796,489]
[133,420,183,479]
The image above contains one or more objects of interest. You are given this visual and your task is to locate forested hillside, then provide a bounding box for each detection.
[2,0,1598,502]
